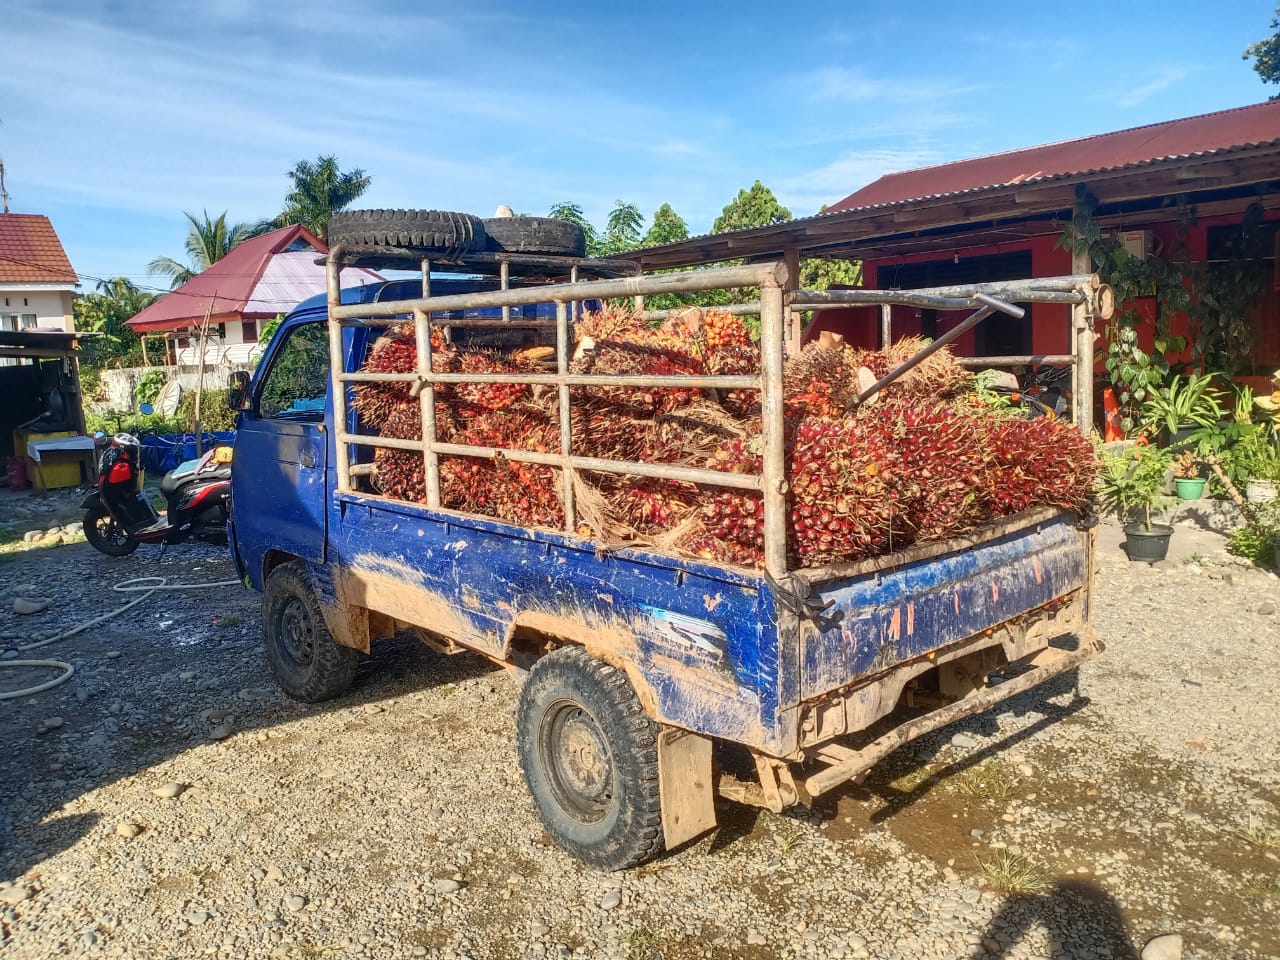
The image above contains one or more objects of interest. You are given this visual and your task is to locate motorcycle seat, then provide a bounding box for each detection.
[160,463,231,496]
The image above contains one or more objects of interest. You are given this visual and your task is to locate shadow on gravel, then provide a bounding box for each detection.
[0,552,500,883]
[971,878,1137,959]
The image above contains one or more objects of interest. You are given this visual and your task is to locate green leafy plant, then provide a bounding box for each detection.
[1059,191,1190,434]
[1226,522,1273,565]
[1227,420,1280,485]
[1186,203,1271,372]
[134,369,169,407]
[1097,441,1174,530]
[1140,373,1225,441]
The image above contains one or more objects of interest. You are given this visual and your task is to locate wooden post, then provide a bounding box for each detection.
[192,296,215,455]
[880,304,892,348]
[1071,247,1092,434]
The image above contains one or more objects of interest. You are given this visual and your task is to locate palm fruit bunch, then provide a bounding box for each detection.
[601,478,699,536]
[440,406,563,527]
[978,416,1098,515]
[371,404,427,503]
[700,309,753,352]
[571,337,704,417]
[782,338,858,417]
[849,336,973,401]
[352,324,456,429]
[357,307,1099,569]
[453,351,535,414]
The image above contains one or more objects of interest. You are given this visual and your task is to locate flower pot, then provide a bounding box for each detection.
[1175,477,1207,500]
[1247,480,1278,504]
[1123,522,1173,563]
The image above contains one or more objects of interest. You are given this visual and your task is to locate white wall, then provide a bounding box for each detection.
[94,361,257,413]
[0,285,76,331]
[169,320,261,365]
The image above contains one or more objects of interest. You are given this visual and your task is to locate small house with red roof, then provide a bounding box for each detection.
[128,224,380,365]
[0,213,79,333]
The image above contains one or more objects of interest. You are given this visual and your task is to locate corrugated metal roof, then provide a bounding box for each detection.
[241,249,377,318]
[0,214,78,284]
[128,224,380,332]
[828,99,1280,212]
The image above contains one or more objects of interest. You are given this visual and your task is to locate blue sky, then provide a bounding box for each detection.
[1,0,1275,291]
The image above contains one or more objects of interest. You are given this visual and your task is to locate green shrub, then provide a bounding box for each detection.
[134,369,168,406]
[176,388,238,432]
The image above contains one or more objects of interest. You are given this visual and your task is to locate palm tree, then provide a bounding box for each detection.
[147,210,256,288]
[277,155,371,240]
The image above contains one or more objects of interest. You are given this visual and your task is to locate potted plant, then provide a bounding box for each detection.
[1139,372,1225,447]
[1098,440,1176,562]
[1228,425,1280,503]
[1172,450,1206,500]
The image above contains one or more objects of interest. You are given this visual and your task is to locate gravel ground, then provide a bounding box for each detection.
[0,489,1277,960]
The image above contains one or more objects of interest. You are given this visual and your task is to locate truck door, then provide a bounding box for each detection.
[233,319,331,569]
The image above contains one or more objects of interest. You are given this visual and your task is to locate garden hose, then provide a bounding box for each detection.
[0,575,241,701]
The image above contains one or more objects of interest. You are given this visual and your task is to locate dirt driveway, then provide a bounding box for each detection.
[0,499,1277,960]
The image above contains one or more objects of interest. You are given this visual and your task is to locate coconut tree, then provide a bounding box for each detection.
[277,155,371,240]
[147,210,256,288]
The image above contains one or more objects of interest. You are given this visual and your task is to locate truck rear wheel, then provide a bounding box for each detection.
[262,561,360,702]
[516,646,665,870]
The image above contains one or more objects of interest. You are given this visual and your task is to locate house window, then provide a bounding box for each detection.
[20,314,37,329]
[242,320,258,343]
[0,315,17,332]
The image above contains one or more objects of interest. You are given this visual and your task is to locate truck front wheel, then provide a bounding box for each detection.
[262,561,360,702]
[516,646,665,870]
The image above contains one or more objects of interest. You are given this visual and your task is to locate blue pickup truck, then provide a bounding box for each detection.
[228,216,1103,869]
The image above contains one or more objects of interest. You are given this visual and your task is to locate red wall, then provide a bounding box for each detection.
[804,208,1280,381]
[803,234,1072,355]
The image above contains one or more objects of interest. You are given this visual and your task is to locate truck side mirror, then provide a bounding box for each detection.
[227,371,252,412]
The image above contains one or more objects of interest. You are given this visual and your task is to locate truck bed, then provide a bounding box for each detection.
[323,491,1089,758]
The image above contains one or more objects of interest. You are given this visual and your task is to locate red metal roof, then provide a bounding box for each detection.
[0,214,78,284]
[828,99,1280,212]
[128,224,378,332]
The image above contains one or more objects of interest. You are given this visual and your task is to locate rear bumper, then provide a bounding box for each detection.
[802,628,1100,798]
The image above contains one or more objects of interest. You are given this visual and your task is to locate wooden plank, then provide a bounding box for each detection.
[658,729,717,850]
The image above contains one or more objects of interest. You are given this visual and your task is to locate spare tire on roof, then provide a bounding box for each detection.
[328,209,487,257]
[483,216,586,257]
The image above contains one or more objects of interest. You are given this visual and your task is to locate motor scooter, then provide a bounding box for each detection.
[81,432,232,557]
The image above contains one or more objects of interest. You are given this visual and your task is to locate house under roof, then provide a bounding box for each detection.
[634,99,1280,272]
[128,223,380,333]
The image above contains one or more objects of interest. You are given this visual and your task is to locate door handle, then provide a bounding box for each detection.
[300,452,317,469]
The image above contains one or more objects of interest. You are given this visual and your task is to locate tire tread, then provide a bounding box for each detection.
[263,561,359,702]
[516,646,665,870]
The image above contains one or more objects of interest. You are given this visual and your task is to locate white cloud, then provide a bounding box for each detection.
[807,67,984,105]
[1111,67,1191,108]
[777,147,947,214]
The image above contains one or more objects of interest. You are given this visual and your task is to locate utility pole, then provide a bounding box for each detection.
[0,158,9,214]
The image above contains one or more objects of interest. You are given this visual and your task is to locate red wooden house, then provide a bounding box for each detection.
[636,99,1280,399]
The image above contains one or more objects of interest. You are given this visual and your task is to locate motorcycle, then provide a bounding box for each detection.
[81,432,233,557]
[982,364,1072,419]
